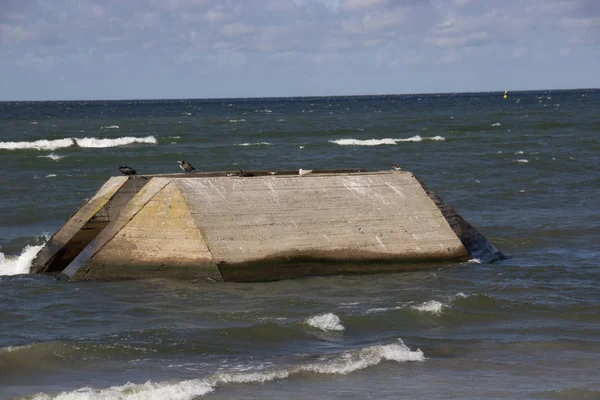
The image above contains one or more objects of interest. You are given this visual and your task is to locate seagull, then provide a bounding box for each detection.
[299,169,312,176]
[392,164,402,171]
[226,171,236,177]
[268,171,277,175]
[118,166,137,176]
[178,160,196,174]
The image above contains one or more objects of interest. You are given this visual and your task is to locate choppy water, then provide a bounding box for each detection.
[1,90,599,399]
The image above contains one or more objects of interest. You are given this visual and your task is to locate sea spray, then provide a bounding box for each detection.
[305,313,345,331]
[329,136,446,146]
[0,244,44,276]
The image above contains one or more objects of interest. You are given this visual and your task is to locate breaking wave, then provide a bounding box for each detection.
[37,153,65,161]
[28,339,423,400]
[329,136,445,146]
[0,243,44,276]
[0,138,75,151]
[234,142,273,146]
[411,300,444,315]
[305,313,345,331]
[0,136,157,151]
[75,136,157,148]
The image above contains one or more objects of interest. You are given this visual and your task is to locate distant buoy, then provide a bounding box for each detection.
[503,90,508,99]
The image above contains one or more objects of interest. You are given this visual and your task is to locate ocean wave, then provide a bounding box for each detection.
[29,339,423,400]
[305,313,345,331]
[234,142,273,146]
[0,243,44,276]
[37,153,65,161]
[228,119,246,123]
[0,138,75,151]
[75,136,157,148]
[514,159,529,163]
[1,136,157,151]
[100,125,120,129]
[329,136,445,146]
[411,300,444,315]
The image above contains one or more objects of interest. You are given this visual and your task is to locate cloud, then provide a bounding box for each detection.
[1,0,598,77]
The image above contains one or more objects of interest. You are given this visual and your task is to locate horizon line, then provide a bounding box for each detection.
[1,87,597,103]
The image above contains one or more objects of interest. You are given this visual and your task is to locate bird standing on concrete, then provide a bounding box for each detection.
[392,164,402,171]
[299,169,312,176]
[119,166,137,176]
[178,160,196,174]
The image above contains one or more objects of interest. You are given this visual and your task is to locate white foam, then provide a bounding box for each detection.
[228,119,246,123]
[428,136,446,141]
[31,121,39,125]
[305,313,345,331]
[37,153,65,161]
[300,339,424,375]
[329,136,445,146]
[411,300,444,315]
[45,174,57,178]
[31,380,215,400]
[515,151,524,154]
[182,112,192,116]
[491,122,502,127]
[514,159,529,163]
[0,138,75,151]
[30,338,424,399]
[467,258,481,264]
[75,136,157,148]
[234,142,273,146]
[0,244,44,276]
[100,125,120,129]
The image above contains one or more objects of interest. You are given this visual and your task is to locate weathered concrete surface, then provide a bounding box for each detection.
[176,172,469,281]
[49,170,504,282]
[30,176,141,274]
[61,178,222,281]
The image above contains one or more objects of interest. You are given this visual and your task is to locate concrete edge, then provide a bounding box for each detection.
[30,176,129,274]
[59,177,172,280]
[415,177,505,263]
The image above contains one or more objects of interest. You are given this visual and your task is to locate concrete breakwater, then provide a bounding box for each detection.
[31,169,504,281]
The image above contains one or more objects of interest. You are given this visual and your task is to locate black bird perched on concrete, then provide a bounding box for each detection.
[118,166,137,176]
[178,160,196,174]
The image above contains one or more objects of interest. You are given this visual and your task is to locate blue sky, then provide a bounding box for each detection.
[1,0,599,100]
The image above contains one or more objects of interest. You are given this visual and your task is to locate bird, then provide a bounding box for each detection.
[226,171,236,177]
[392,164,402,171]
[118,166,137,176]
[299,169,312,176]
[268,171,277,175]
[178,160,196,174]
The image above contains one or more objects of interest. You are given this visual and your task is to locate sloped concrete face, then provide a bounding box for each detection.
[30,176,131,274]
[175,172,469,281]
[84,181,219,280]
[63,178,221,281]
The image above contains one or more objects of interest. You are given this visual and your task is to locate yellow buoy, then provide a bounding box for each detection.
[503,90,508,99]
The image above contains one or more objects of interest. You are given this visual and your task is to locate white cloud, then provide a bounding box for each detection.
[342,0,391,12]
[512,46,529,59]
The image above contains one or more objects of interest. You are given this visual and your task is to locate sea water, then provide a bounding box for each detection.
[1,91,599,399]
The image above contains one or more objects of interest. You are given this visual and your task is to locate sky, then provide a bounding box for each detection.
[1,0,599,101]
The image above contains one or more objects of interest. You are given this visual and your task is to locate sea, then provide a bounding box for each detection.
[0,90,599,399]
